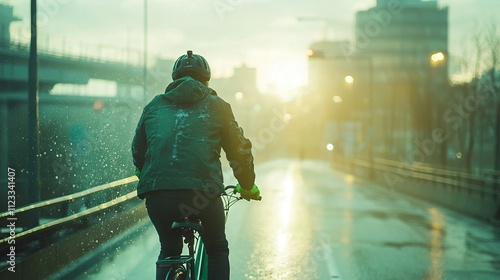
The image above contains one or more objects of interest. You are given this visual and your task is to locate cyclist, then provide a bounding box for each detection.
[132,50,261,280]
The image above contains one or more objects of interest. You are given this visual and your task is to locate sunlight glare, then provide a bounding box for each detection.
[341,210,353,245]
[276,230,289,252]
[280,173,295,227]
[344,174,354,185]
[427,207,445,279]
[267,63,305,100]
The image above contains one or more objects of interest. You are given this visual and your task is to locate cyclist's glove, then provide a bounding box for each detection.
[135,167,141,179]
[236,184,261,201]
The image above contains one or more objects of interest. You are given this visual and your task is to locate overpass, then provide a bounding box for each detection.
[0,40,174,96]
[0,2,173,97]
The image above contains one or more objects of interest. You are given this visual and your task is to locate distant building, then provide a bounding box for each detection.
[306,41,371,157]
[355,0,448,82]
[307,41,352,97]
[210,64,259,102]
[305,0,449,158]
[209,64,262,139]
[354,0,449,155]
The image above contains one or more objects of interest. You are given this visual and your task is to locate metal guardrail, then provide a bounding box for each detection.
[0,176,138,245]
[335,156,500,196]
[0,176,137,219]
[375,158,500,195]
[374,158,500,184]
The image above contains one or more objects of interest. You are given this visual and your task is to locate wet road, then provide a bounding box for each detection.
[73,159,500,279]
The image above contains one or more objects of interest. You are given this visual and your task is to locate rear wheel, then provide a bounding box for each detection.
[166,265,186,280]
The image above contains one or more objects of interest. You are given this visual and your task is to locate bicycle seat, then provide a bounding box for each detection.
[171,219,204,235]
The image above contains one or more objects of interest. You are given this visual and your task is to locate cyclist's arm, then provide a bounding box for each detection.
[218,100,255,190]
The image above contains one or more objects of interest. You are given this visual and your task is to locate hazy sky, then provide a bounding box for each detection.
[3,0,500,93]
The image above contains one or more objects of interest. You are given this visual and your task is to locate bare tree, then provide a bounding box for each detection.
[447,22,500,171]
[463,29,484,170]
[448,26,482,170]
[484,22,500,171]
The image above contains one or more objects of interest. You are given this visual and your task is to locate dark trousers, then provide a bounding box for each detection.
[145,190,229,280]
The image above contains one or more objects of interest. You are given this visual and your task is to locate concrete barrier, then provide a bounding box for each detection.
[330,156,500,222]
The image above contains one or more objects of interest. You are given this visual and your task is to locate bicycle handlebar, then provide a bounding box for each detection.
[224,185,262,201]
[224,185,237,192]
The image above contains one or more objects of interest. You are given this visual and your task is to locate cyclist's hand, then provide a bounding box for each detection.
[236,184,261,201]
[135,167,141,179]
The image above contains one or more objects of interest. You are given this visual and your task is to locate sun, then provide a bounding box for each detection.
[261,60,307,100]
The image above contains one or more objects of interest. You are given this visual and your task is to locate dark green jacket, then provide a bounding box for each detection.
[132,76,255,199]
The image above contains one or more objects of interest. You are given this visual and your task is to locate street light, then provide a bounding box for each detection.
[430,51,445,63]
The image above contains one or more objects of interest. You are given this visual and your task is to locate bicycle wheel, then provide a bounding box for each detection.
[166,265,186,280]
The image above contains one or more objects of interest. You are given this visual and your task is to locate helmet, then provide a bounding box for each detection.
[172,50,211,82]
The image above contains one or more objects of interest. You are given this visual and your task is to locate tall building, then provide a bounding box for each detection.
[355,0,448,156]
[356,0,448,78]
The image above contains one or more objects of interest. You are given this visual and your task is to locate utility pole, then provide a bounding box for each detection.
[28,0,40,227]
[143,0,148,103]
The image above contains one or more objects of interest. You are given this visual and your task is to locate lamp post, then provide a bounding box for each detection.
[429,51,446,166]
[367,57,374,179]
[28,0,40,227]
[143,0,148,103]
[345,57,374,179]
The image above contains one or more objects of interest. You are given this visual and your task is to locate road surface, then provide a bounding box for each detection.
[70,159,500,279]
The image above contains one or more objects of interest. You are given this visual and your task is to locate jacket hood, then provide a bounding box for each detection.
[162,76,212,105]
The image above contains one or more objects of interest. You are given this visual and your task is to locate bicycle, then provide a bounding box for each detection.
[155,185,256,280]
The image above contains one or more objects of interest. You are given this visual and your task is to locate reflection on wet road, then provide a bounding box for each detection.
[227,159,500,279]
[76,159,500,279]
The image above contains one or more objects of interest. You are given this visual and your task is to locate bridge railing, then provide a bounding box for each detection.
[0,176,139,246]
[0,176,148,278]
[333,155,500,195]
[372,158,500,196]
[331,155,500,220]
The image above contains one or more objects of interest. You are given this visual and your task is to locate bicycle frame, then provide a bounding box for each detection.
[157,186,241,280]
[194,186,241,279]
